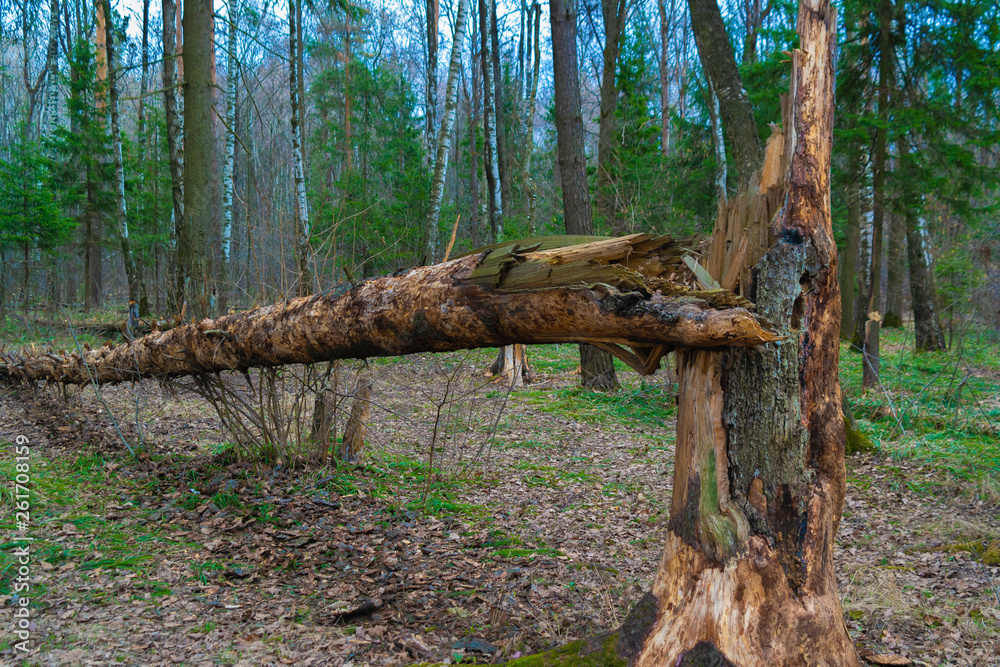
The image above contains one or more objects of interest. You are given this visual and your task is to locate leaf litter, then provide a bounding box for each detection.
[0,346,997,666]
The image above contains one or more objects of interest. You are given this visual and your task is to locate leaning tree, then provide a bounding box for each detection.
[1,0,855,662]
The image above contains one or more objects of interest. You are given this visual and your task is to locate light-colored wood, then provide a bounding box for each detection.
[629,0,858,663]
[340,375,372,462]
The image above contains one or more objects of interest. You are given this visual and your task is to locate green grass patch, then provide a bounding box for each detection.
[493,547,564,559]
[517,383,675,428]
[840,326,1000,502]
[0,442,176,595]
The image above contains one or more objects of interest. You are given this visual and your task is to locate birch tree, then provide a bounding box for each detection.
[290,0,312,294]
[162,0,184,313]
[424,0,470,262]
[479,0,501,243]
[221,0,239,306]
[101,0,146,318]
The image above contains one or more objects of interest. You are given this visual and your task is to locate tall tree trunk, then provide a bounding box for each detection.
[861,0,892,390]
[522,2,534,102]
[221,0,238,311]
[596,0,627,232]
[138,0,150,137]
[687,0,762,184]
[897,139,946,352]
[41,0,60,139]
[289,0,312,295]
[134,0,152,316]
[551,0,618,391]
[182,0,216,318]
[741,0,764,65]
[468,37,482,247]
[516,0,525,99]
[707,79,727,201]
[425,0,439,152]
[479,0,500,242]
[424,0,470,263]
[884,211,905,327]
[657,0,673,157]
[489,0,511,215]
[840,179,861,341]
[853,203,873,347]
[102,0,146,315]
[84,180,102,312]
[523,1,541,233]
[162,0,185,315]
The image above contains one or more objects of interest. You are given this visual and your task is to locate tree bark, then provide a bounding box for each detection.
[425,0,439,152]
[511,2,856,663]
[182,0,217,319]
[884,210,905,328]
[102,0,146,314]
[489,0,511,214]
[896,139,946,352]
[523,1,541,232]
[1,235,779,386]
[479,0,501,242]
[41,0,60,139]
[551,0,592,237]
[687,0,762,184]
[425,0,470,263]
[861,0,892,390]
[290,0,312,296]
[643,3,855,660]
[596,0,627,232]
[162,0,184,315]
[551,0,619,390]
[840,172,862,342]
[221,0,238,310]
[468,37,482,247]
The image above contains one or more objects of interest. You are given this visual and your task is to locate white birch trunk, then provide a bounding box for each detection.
[523,1,541,233]
[290,0,311,292]
[708,81,726,202]
[424,0,470,263]
[222,0,238,264]
[481,0,502,241]
[657,0,673,156]
[102,0,140,305]
[41,0,60,139]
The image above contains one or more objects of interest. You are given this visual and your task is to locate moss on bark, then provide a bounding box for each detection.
[505,632,628,666]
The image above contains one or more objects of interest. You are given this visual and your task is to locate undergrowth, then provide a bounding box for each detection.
[840,325,1000,502]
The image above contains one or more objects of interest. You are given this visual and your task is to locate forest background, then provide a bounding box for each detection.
[2,0,1000,663]
[1,0,997,341]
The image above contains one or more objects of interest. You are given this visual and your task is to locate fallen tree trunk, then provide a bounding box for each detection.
[0,234,778,387]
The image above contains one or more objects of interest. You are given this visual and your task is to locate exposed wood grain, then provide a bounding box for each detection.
[1,237,778,387]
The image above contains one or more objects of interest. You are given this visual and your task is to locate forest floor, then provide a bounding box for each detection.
[0,323,999,667]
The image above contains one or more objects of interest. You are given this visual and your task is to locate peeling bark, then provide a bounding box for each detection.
[1,236,778,387]
[630,0,858,663]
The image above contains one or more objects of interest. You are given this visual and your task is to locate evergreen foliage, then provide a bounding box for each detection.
[309,17,429,275]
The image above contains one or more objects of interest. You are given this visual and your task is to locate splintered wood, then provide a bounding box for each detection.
[704,116,790,295]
